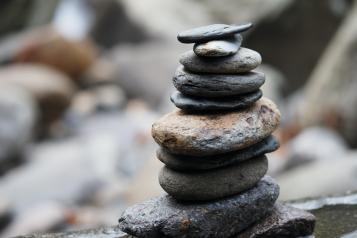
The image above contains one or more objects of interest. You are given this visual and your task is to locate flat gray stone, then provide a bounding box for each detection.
[177,23,252,43]
[119,176,279,238]
[170,90,262,112]
[152,98,281,156]
[159,156,268,201]
[173,65,265,98]
[157,136,279,171]
[239,203,315,238]
[179,47,261,74]
[193,35,242,57]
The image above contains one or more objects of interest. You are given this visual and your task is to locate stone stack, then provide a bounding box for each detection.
[119,23,315,238]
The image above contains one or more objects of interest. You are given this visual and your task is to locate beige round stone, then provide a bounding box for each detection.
[152,98,280,156]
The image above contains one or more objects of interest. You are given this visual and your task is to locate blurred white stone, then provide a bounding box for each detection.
[277,152,357,200]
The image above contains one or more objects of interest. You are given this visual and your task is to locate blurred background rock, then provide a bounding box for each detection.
[0,0,357,237]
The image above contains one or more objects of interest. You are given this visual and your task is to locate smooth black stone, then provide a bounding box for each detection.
[119,176,279,238]
[238,203,316,238]
[157,136,279,171]
[173,65,265,98]
[159,156,268,201]
[170,90,262,112]
[177,23,252,43]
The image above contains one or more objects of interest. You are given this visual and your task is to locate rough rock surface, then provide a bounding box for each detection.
[13,226,132,238]
[177,23,252,43]
[159,156,268,201]
[152,98,280,156]
[239,203,315,238]
[156,136,279,171]
[193,35,242,57]
[171,90,262,111]
[179,47,261,74]
[119,176,279,238]
[173,66,265,97]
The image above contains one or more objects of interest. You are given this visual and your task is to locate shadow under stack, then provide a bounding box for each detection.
[119,23,316,238]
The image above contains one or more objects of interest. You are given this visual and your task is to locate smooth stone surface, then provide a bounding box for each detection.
[177,23,252,43]
[157,136,279,171]
[119,176,279,238]
[173,65,265,97]
[193,35,242,57]
[239,203,315,238]
[159,156,267,201]
[152,97,281,156]
[179,47,261,74]
[170,90,262,111]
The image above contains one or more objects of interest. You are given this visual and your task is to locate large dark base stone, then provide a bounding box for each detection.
[170,90,262,112]
[238,203,316,238]
[173,66,265,98]
[118,176,279,238]
[157,136,279,171]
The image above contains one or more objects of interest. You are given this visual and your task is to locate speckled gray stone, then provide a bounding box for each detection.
[239,203,316,238]
[179,47,261,74]
[157,136,279,171]
[119,176,279,238]
[170,90,262,112]
[193,35,242,57]
[159,156,268,201]
[177,23,252,43]
[173,65,265,98]
[152,98,281,156]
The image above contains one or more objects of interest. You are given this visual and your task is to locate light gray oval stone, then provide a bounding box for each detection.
[159,156,268,201]
[157,136,279,171]
[119,176,279,238]
[173,65,265,97]
[170,90,262,112]
[193,35,242,57]
[152,98,281,156]
[177,23,252,43]
[180,47,261,73]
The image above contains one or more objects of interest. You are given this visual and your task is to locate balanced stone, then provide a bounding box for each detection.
[157,136,279,171]
[152,97,281,156]
[239,203,316,238]
[179,47,261,74]
[177,23,252,43]
[159,156,268,201]
[119,176,279,238]
[170,90,262,111]
[173,65,265,97]
[193,35,242,57]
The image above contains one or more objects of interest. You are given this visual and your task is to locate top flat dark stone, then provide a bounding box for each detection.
[177,23,253,43]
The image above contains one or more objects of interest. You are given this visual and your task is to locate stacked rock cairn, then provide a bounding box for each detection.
[119,23,315,238]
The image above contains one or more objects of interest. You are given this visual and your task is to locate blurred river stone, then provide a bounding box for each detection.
[0,64,75,127]
[0,84,36,175]
[299,2,357,147]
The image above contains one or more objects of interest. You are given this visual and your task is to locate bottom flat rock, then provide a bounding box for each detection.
[238,203,315,238]
[118,176,279,238]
